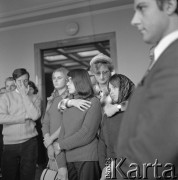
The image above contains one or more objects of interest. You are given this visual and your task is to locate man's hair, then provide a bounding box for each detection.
[67,69,94,99]
[12,68,30,80]
[5,77,14,84]
[156,0,178,14]
[52,67,69,79]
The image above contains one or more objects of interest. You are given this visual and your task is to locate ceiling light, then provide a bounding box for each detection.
[44,55,67,61]
[77,50,99,57]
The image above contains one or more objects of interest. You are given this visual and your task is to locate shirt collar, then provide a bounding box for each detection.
[154,30,178,61]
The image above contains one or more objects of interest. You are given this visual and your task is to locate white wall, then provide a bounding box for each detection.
[0,6,150,88]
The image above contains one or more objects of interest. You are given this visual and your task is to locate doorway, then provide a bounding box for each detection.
[34,32,117,112]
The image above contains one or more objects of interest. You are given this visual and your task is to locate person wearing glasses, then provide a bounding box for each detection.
[58,53,128,116]
[89,53,113,105]
[44,69,102,180]
[90,53,128,116]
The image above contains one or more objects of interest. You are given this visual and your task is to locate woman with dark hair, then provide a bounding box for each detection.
[28,81,38,95]
[98,74,135,180]
[45,69,102,180]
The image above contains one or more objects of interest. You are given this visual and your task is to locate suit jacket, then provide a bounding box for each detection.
[116,39,178,179]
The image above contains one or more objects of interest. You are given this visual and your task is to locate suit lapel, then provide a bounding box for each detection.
[138,39,178,87]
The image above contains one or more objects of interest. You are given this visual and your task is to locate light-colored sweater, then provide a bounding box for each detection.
[0,90,41,144]
[42,91,68,136]
[42,90,68,168]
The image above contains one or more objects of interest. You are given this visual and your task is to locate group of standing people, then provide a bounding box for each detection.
[0,0,178,179]
[41,52,134,180]
[41,0,178,179]
[0,53,133,180]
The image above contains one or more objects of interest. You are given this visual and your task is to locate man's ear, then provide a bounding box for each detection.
[164,0,177,15]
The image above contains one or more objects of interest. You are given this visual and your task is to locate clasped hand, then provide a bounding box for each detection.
[47,143,61,160]
[71,99,91,111]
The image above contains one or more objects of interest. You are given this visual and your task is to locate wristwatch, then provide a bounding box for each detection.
[117,104,122,112]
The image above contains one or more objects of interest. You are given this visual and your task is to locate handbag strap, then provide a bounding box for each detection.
[47,159,59,171]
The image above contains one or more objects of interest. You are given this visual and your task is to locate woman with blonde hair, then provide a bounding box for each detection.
[90,53,114,105]
[42,67,69,180]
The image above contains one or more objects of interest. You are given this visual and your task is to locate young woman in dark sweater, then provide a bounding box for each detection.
[98,74,135,180]
[46,69,102,180]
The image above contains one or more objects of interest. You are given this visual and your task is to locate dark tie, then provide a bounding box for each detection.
[139,52,155,86]
[148,50,155,70]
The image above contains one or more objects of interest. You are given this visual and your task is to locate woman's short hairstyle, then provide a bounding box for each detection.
[68,69,94,99]
[52,67,69,79]
[28,81,38,94]
[109,74,135,104]
[12,68,30,80]
[90,61,114,74]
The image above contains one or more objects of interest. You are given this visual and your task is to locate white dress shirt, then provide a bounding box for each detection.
[150,30,178,69]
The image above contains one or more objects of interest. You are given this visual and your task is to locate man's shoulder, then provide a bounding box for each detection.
[1,90,16,98]
[0,91,18,104]
[149,39,178,76]
[162,38,178,58]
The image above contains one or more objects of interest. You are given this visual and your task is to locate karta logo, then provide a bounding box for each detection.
[105,157,177,179]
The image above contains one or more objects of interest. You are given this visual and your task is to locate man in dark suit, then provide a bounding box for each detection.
[116,0,178,179]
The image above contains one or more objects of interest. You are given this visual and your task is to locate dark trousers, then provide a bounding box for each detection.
[67,161,101,180]
[2,137,38,180]
[35,119,47,166]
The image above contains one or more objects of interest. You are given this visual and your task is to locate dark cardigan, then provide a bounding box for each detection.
[98,111,124,170]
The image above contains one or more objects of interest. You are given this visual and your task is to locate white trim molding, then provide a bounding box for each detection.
[0,0,132,29]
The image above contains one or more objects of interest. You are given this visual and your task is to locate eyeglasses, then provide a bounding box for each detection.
[95,71,110,77]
